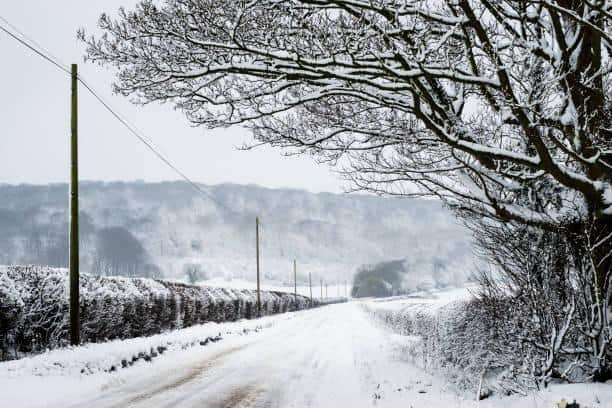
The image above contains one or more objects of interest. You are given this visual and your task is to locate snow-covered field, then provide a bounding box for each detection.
[364,286,476,311]
[201,276,350,299]
[1,295,609,408]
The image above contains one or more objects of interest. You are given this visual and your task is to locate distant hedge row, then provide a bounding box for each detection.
[0,265,325,360]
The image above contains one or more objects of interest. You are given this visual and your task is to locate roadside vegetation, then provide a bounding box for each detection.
[0,265,338,361]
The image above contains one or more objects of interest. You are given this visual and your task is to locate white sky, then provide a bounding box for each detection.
[0,1,343,193]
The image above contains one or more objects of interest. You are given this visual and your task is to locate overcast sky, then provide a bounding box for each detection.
[0,1,343,193]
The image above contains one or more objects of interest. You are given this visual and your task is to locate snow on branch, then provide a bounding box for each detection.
[81,0,612,226]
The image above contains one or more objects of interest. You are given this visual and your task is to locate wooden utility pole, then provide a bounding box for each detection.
[256,216,261,316]
[326,283,328,298]
[320,279,323,299]
[69,64,80,345]
[293,259,297,303]
[308,272,313,306]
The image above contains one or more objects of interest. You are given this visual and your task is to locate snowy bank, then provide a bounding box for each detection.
[0,313,286,378]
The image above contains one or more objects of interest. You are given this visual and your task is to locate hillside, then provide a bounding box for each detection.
[0,181,474,284]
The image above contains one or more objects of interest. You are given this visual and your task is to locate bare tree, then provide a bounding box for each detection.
[81,0,611,372]
[183,262,207,284]
[467,206,612,380]
[471,221,578,384]
[81,1,611,217]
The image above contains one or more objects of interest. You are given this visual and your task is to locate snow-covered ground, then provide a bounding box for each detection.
[1,298,609,408]
[364,286,476,311]
[201,276,351,299]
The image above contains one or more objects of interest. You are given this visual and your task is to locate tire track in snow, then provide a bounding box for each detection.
[123,342,255,406]
[116,311,321,408]
[207,384,262,408]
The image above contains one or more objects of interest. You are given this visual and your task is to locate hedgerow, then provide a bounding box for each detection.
[362,298,537,398]
[0,265,323,360]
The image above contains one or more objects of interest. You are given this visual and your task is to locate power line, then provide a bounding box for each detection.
[0,16,238,215]
[0,15,71,72]
[77,77,237,214]
[0,19,70,75]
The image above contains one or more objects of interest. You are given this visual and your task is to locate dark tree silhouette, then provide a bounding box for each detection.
[94,227,149,276]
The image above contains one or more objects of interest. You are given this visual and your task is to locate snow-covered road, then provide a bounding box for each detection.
[3,302,475,408]
[71,302,476,407]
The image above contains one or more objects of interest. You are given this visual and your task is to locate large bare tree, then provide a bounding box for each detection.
[81,0,611,373]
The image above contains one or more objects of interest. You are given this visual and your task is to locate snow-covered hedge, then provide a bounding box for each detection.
[0,265,318,360]
[362,297,534,398]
